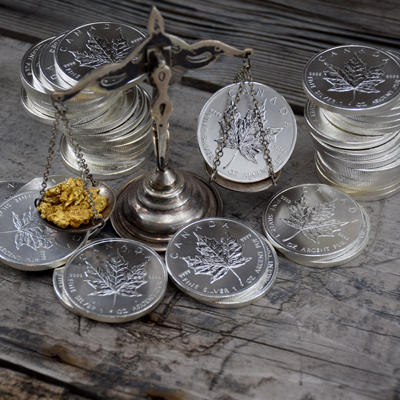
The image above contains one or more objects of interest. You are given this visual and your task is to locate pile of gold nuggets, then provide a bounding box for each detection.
[37,177,107,229]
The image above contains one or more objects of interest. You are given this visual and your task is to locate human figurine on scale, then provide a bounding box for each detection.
[49,6,255,250]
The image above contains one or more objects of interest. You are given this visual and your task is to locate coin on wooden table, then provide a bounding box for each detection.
[303,45,400,115]
[0,191,88,271]
[262,184,367,265]
[197,82,297,183]
[62,238,168,323]
[55,22,147,90]
[165,217,278,306]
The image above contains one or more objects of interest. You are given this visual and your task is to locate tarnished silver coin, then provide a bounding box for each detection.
[0,192,88,271]
[0,179,27,201]
[198,82,297,183]
[62,238,167,323]
[303,45,400,115]
[55,22,146,89]
[262,184,365,262]
[165,218,275,304]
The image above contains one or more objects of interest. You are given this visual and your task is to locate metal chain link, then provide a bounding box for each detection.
[210,56,276,185]
[38,102,103,224]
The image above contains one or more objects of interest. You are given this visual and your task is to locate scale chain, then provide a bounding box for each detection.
[210,56,276,185]
[38,103,102,223]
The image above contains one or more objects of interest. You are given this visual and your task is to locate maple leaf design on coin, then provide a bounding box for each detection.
[69,32,132,69]
[84,249,148,307]
[217,101,282,168]
[181,231,252,286]
[12,206,54,251]
[281,194,348,244]
[323,53,385,104]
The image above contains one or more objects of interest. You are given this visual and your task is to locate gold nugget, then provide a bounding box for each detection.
[37,177,107,229]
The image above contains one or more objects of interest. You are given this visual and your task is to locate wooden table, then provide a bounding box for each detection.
[0,1,400,399]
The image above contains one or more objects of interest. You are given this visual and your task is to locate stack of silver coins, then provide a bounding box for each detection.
[262,184,370,267]
[165,218,279,308]
[20,22,153,179]
[303,45,400,200]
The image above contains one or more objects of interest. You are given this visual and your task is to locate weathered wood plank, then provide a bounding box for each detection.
[0,34,400,399]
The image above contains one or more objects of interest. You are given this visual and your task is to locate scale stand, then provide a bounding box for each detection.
[52,6,253,251]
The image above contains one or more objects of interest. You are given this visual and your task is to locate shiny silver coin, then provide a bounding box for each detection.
[315,160,400,192]
[321,108,400,136]
[303,45,400,115]
[198,82,297,183]
[21,87,108,126]
[53,266,75,311]
[316,162,400,200]
[60,135,152,179]
[0,179,27,201]
[309,127,400,163]
[55,22,146,90]
[195,237,279,308]
[60,88,137,135]
[315,152,400,190]
[262,183,364,262]
[26,88,113,124]
[316,150,400,185]
[20,38,54,106]
[319,144,400,169]
[165,218,274,303]
[270,205,370,267]
[0,191,88,271]
[62,238,168,323]
[335,112,400,129]
[304,101,397,150]
[31,37,54,93]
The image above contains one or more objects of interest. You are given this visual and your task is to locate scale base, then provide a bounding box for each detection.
[110,167,223,251]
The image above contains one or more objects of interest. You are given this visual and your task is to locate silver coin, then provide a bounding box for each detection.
[304,100,398,150]
[303,45,400,115]
[62,238,168,323]
[316,150,400,185]
[198,82,297,183]
[315,163,400,200]
[0,191,88,271]
[55,22,146,89]
[270,205,370,267]
[195,237,279,308]
[53,266,75,311]
[60,134,152,180]
[308,127,400,163]
[166,218,274,303]
[20,38,53,105]
[262,184,364,262]
[60,88,137,135]
[321,108,400,136]
[0,179,27,201]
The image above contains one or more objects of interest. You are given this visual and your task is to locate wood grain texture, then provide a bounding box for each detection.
[1,0,400,111]
[0,32,400,399]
